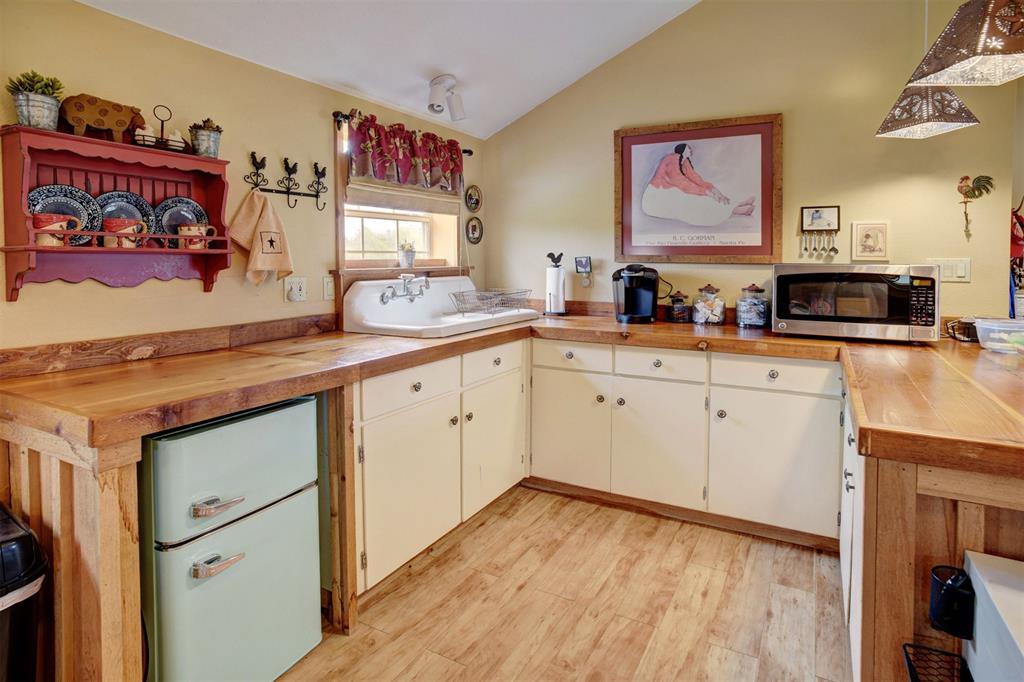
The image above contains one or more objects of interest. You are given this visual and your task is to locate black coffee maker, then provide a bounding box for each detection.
[612,264,659,323]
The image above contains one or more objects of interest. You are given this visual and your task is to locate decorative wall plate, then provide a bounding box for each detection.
[464,185,482,213]
[96,191,155,229]
[27,184,102,245]
[465,216,483,245]
[154,197,208,248]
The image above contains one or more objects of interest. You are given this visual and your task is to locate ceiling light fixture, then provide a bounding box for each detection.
[909,0,1024,87]
[427,74,466,122]
[877,0,980,138]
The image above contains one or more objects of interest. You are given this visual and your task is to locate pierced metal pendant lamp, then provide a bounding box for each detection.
[909,0,1024,86]
[877,0,980,138]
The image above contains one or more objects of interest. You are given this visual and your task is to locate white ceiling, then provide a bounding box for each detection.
[80,0,697,139]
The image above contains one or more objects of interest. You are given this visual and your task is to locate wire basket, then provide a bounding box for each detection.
[450,288,532,315]
[903,643,973,682]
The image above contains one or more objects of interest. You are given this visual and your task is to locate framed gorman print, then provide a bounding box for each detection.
[615,114,782,264]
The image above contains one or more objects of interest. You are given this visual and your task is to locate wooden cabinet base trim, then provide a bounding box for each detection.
[917,465,1024,512]
[521,477,839,552]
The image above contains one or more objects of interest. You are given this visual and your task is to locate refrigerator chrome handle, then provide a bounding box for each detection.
[191,552,246,580]
[190,495,246,519]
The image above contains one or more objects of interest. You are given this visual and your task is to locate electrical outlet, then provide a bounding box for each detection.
[284,276,307,302]
[323,276,335,301]
[926,258,972,283]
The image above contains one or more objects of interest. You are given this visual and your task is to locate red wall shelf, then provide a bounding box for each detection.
[1,125,233,301]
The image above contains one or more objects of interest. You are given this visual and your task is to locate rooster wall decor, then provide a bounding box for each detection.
[957,175,994,238]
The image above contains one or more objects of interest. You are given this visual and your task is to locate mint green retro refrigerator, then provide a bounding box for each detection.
[140,397,322,681]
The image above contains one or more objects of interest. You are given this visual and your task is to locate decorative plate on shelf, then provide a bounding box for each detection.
[96,191,155,229]
[154,197,208,248]
[27,184,102,245]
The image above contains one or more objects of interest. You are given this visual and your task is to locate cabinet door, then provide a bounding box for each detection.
[849,452,866,682]
[839,402,856,620]
[362,393,461,588]
[531,367,612,490]
[462,371,525,519]
[610,376,707,509]
[709,386,841,538]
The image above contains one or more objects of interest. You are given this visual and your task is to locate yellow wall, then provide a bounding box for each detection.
[483,0,1015,317]
[0,0,485,348]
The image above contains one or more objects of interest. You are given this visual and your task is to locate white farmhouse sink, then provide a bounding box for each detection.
[343,276,538,338]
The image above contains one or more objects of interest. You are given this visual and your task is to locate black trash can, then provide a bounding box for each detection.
[0,504,47,682]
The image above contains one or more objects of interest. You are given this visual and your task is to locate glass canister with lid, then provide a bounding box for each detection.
[692,283,725,325]
[736,283,769,328]
[667,291,691,323]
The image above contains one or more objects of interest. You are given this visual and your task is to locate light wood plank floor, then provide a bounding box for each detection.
[283,486,853,681]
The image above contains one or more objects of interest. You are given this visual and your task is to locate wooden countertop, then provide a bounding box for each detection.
[0,317,1020,476]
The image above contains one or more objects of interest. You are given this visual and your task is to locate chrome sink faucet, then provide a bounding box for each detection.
[380,273,430,304]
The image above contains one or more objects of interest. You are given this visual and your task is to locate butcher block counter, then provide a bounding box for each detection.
[0,316,1022,681]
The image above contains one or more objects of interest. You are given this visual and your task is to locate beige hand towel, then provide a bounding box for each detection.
[230,190,294,285]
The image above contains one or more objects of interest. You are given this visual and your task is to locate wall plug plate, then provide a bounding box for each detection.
[284,276,307,302]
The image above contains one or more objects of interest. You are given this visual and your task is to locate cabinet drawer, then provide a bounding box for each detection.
[615,346,706,382]
[362,356,460,420]
[144,398,317,545]
[533,339,613,373]
[711,353,842,396]
[463,340,524,386]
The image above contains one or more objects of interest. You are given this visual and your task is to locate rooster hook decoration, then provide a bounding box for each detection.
[957,175,994,238]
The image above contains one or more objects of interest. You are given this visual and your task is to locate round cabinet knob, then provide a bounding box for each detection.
[716,409,727,419]
[653,359,663,368]
[767,369,780,380]
[449,416,459,426]
[493,357,502,367]
[412,381,423,392]
[697,341,709,351]
[465,412,474,422]
[845,480,856,493]
[616,398,626,406]
[847,434,855,446]
[564,351,575,360]
[596,395,605,403]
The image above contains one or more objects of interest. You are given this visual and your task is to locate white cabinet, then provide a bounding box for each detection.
[361,393,462,587]
[839,401,856,618]
[610,376,707,509]
[708,386,841,538]
[462,371,525,519]
[531,367,612,490]
[842,402,866,682]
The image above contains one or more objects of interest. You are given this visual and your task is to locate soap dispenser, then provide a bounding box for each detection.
[545,252,566,316]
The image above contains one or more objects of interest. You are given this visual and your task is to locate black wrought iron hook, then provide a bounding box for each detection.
[309,162,328,212]
[277,157,301,208]
[245,150,328,211]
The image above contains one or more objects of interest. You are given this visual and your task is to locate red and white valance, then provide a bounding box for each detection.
[346,109,464,195]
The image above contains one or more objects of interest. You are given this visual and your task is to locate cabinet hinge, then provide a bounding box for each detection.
[704,396,709,410]
[357,444,364,464]
[521,383,525,393]
[837,510,841,527]
[702,486,707,501]
[360,551,367,570]
[840,411,845,427]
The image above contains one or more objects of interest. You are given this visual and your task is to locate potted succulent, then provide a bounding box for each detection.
[6,71,64,130]
[398,242,416,268]
[188,118,223,158]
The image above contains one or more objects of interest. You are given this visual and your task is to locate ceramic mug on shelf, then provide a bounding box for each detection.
[32,213,80,247]
[177,223,216,250]
[102,218,147,249]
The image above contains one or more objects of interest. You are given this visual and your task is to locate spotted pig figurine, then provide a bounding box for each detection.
[60,94,145,141]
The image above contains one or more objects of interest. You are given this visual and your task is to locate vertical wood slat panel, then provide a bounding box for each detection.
[0,440,10,507]
[326,386,357,633]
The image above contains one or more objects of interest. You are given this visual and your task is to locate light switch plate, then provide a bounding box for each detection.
[284,276,308,302]
[323,276,335,301]
[926,258,972,283]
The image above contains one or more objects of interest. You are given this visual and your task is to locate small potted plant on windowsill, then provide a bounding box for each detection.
[189,118,223,158]
[6,71,64,131]
[398,242,416,268]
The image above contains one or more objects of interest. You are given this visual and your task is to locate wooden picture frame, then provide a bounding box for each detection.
[614,113,782,264]
[851,220,889,261]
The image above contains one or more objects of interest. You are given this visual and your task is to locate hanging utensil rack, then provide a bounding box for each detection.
[243,152,329,210]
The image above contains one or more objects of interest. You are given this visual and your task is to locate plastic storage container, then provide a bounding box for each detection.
[0,503,47,682]
[974,318,1024,354]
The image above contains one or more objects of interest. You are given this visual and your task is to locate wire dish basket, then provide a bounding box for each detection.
[450,288,532,316]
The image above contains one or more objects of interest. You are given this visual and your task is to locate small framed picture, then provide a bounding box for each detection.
[800,205,840,232]
[851,221,889,261]
[464,185,482,213]
[574,256,592,274]
[465,216,483,245]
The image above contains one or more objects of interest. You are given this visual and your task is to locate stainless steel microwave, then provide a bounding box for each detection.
[772,264,940,342]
